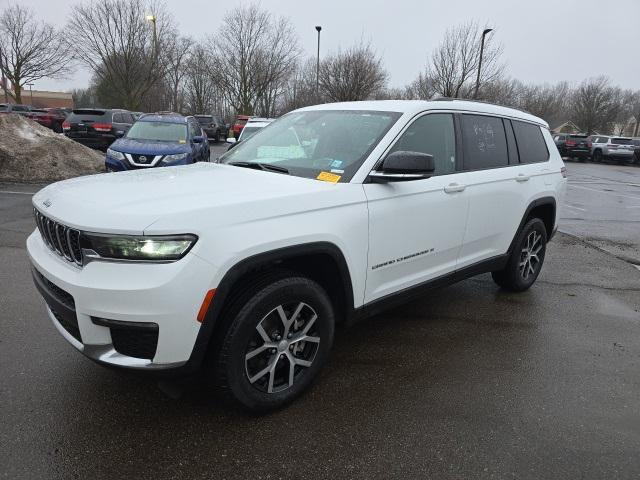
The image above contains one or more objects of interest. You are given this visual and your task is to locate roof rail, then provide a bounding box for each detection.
[430,96,536,118]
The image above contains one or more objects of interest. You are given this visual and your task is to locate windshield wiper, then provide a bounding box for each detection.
[228,161,289,175]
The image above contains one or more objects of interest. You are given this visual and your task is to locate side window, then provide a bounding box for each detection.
[188,121,200,138]
[512,120,549,164]
[112,112,123,123]
[504,119,519,165]
[125,113,135,124]
[460,114,509,170]
[388,113,456,175]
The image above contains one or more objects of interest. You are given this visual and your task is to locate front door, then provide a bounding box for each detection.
[363,112,469,303]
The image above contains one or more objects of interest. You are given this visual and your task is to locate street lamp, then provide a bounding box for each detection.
[146,14,158,63]
[473,28,493,99]
[27,83,34,105]
[315,26,322,100]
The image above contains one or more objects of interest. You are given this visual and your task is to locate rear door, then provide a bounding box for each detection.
[66,109,109,137]
[363,112,470,302]
[455,115,547,268]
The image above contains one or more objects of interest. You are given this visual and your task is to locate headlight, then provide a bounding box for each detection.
[106,148,125,161]
[164,152,189,162]
[81,233,197,261]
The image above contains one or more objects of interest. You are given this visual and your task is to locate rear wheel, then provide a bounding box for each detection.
[211,273,335,412]
[492,218,547,292]
[593,149,603,162]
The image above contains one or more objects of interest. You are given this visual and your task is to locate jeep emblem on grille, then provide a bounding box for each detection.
[43,199,52,208]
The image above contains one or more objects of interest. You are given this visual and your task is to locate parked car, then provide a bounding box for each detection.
[632,138,640,164]
[226,118,274,150]
[29,108,67,133]
[553,133,591,161]
[105,113,210,171]
[231,114,251,138]
[28,99,566,412]
[591,136,636,164]
[63,108,134,151]
[194,114,228,143]
[0,103,32,116]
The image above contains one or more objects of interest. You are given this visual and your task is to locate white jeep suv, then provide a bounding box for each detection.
[28,100,566,411]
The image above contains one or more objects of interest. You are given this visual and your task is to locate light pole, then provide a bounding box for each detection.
[0,45,8,103]
[146,14,158,63]
[315,26,322,100]
[474,28,493,99]
[27,83,34,105]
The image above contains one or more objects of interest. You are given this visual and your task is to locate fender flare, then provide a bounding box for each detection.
[507,196,557,255]
[185,241,354,370]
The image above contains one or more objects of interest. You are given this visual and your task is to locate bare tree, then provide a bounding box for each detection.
[628,90,640,137]
[0,4,73,103]
[571,76,622,135]
[427,21,503,99]
[183,44,217,114]
[210,4,300,115]
[318,43,388,102]
[164,36,192,112]
[404,72,435,100]
[67,0,176,110]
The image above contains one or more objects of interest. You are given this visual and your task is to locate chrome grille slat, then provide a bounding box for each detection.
[33,209,83,267]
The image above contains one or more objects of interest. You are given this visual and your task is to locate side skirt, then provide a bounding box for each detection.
[352,254,508,321]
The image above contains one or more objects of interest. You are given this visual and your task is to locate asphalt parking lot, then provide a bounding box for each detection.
[1,162,639,479]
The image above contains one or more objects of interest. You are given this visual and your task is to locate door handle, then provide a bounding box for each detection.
[444,183,466,194]
[515,174,530,182]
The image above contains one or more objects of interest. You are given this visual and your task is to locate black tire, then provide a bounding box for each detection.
[593,149,603,162]
[52,122,63,133]
[212,272,335,412]
[492,218,547,292]
[215,131,221,143]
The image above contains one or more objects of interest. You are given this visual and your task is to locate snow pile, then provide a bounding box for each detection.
[0,114,104,183]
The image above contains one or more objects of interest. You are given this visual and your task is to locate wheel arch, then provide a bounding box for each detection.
[186,241,355,369]
[508,197,557,254]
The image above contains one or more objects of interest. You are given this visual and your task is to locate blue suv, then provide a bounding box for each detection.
[105,114,210,171]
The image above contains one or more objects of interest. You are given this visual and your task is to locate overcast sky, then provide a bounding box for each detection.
[7,0,640,92]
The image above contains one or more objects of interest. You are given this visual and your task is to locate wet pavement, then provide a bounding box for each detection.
[1,163,639,479]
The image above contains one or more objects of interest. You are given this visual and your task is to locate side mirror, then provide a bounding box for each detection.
[369,151,435,183]
[192,135,204,143]
[226,137,237,144]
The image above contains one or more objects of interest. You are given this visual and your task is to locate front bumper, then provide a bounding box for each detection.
[27,230,215,371]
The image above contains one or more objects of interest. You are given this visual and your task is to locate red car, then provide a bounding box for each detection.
[29,108,67,133]
[231,115,250,138]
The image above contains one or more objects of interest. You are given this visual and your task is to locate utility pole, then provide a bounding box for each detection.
[0,45,8,103]
[27,83,34,105]
[474,28,493,100]
[315,26,322,101]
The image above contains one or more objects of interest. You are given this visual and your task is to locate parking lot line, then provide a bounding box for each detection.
[568,184,640,201]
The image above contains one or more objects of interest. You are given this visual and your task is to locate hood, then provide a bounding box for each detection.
[32,163,349,234]
[110,137,190,156]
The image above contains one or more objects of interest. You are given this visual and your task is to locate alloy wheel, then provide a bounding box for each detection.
[244,302,320,394]
[519,230,543,280]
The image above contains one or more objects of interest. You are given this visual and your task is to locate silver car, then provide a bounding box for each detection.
[591,136,635,163]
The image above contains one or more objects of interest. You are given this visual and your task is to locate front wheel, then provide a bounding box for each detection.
[212,273,335,412]
[492,218,547,292]
[593,150,603,162]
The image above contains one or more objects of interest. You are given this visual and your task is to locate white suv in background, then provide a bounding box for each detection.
[591,135,636,163]
[28,100,566,411]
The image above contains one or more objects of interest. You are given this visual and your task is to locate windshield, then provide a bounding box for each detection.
[220,110,401,182]
[240,126,263,140]
[126,121,188,142]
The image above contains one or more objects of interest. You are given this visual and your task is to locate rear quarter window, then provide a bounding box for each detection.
[512,121,549,163]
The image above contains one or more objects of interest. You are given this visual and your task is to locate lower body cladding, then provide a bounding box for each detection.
[27,231,214,370]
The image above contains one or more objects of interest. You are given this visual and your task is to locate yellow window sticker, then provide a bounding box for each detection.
[316,171,341,183]
[179,139,186,144]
